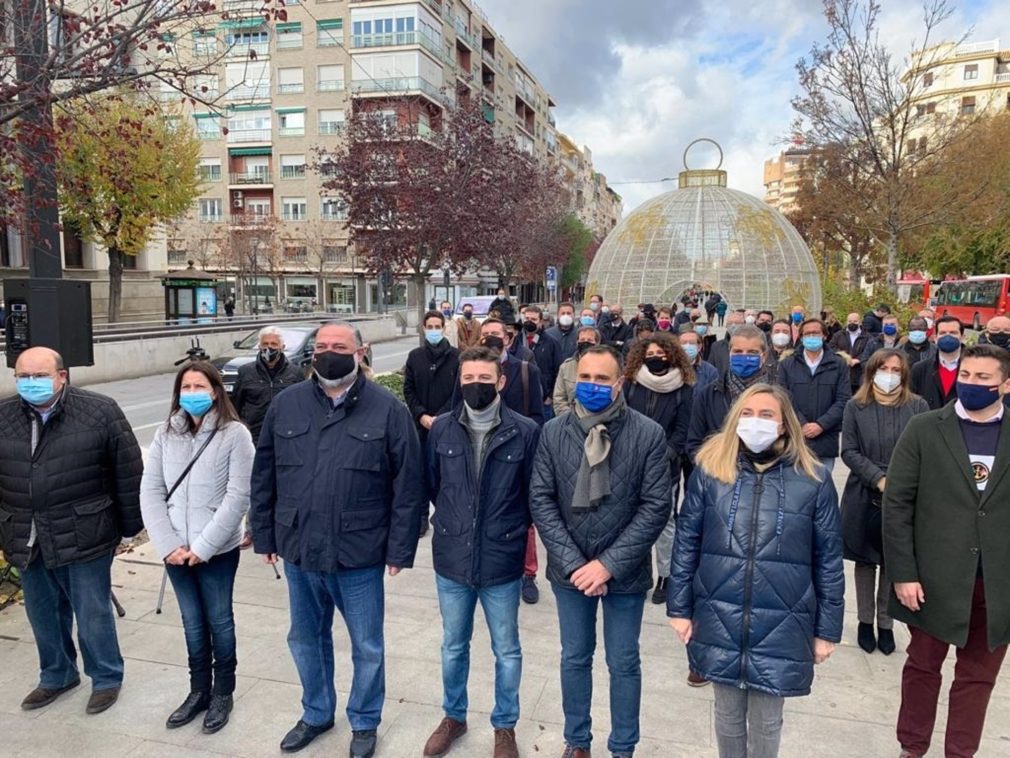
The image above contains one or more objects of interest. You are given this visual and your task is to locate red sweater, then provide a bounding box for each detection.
[939,364,958,398]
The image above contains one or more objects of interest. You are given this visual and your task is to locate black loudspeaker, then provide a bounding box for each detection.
[3,278,94,368]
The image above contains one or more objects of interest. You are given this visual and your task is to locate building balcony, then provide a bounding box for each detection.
[276,38,302,50]
[351,30,444,61]
[277,83,304,94]
[278,126,305,137]
[352,76,446,105]
[996,72,1010,83]
[282,211,307,221]
[954,39,999,57]
[221,0,261,15]
[199,214,224,223]
[226,41,270,58]
[228,128,272,143]
[280,167,306,179]
[481,48,499,71]
[225,85,269,101]
[318,78,346,92]
[321,211,349,222]
[230,171,273,185]
[319,122,346,135]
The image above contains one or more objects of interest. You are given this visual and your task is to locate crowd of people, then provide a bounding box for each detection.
[1,292,1008,758]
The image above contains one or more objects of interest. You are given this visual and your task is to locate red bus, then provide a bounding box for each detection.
[931,275,1010,330]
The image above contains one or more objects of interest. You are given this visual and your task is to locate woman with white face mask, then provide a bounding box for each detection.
[667,384,843,758]
[840,348,928,657]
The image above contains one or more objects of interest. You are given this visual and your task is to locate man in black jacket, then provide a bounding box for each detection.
[421,347,540,758]
[520,306,562,421]
[404,311,460,446]
[530,345,671,758]
[910,315,964,410]
[0,347,142,716]
[598,303,633,352]
[545,301,578,361]
[489,287,515,325]
[828,312,872,394]
[776,317,852,470]
[232,326,304,443]
[251,322,424,757]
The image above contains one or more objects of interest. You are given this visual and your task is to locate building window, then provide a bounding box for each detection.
[246,198,272,217]
[283,245,307,262]
[280,154,307,179]
[199,198,223,222]
[922,71,933,87]
[193,30,217,55]
[317,19,343,47]
[317,64,345,91]
[282,197,307,221]
[278,110,306,136]
[276,22,302,49]
[198,158,222,182]
[277,67,304,94]
[321,197,348,221]
[318,109,346,135]
[961,95,976,115]
[228,109,271,141]
[63,220,84,269]
[964,63,979,81]
[225,29,269,56]
[323,243,347,263]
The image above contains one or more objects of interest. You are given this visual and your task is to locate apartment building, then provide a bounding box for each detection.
[762,146,810,215]
[904,37,1010,151]
[557,132,622,241]
[166,0,567,314]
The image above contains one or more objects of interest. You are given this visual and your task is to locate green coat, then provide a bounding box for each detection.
[883,403,1010,649]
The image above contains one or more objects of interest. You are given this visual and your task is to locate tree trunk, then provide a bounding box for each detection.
[107,246,125,323]
[414,272,428,346]
[886,229,899,295]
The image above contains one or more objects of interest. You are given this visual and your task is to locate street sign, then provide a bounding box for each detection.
[546,265,557,290]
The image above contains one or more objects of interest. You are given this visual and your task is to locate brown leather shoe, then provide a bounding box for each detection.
[494,728,519,758]
[686,671,710,687]
[86,686,120,714]
[20,679,80,710]
[423,717,467,756]
[561,746,591,758]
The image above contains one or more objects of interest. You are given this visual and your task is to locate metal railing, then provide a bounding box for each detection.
[317,79,345,91]
[228,128,271,142]
[225,85,270,101]
[277,83,304,94]
[995,72,1010,83]
[353,76,444,102]
[318,122,346,135]
[954,39,999,56]
[230,171,272,184]
[278,126,305,137]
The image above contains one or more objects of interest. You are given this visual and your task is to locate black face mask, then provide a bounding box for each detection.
[522,320,538,333]
[313,351,356,381]
[481,335,505,352]
[847,323,859,332]
[989,332,1010,349]
[644,356,669,374]
[462,381,498,411]
[260,347,280,362]
[462,311,473,320]
[757,321,772,333]
[576,341,595,356]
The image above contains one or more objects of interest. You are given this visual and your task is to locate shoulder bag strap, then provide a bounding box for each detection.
[164,426,219,502]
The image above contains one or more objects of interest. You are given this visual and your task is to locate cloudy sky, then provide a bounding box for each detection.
[478,0,1010,216]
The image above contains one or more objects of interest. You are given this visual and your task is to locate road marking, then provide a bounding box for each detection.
[132,421,167,431]
[121,399,172,413]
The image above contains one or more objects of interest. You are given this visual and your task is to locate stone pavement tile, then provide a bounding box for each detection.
[0,710,143,757]
[778,709,898,757]
[125,739,235,758]
[0,638,54,717]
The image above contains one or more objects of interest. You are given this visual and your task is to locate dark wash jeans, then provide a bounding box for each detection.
[21,550,124,691]
[165,547,241,695]
[551,583,646,754]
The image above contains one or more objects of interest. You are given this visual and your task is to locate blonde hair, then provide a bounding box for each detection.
[695,383,822,485]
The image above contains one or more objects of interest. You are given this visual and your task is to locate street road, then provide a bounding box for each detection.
[84,334,420,448]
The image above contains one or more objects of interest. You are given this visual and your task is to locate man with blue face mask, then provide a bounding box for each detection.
[0,347,143,716]
[911,315,964,410]
[530,345,671,758]
[902,316,937,368]
[404,311,461,452]
[776,317,851,471]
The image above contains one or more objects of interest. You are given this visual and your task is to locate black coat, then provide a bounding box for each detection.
[625,381,694,474]
[902,340,937,368]
[599,319,633,351]
[669,459,844,697]
[529,405,672,593]
[910,354,959,410]
[686,377,733,459]
[862,311,883,335]
[403,341,460,430]
[232,354,304,443]
[527,332,563,399]
[828,329,871,390]
[707,337,731,375]
[250,374,425,572]
[451,356,544,426]
[0,386,143,569]
[776,349,852,459]
[839,396,929,565]
[545,324,578,361]
[426,403,541,587]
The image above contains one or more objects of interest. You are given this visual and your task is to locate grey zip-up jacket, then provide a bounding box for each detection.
[140,411,255,561]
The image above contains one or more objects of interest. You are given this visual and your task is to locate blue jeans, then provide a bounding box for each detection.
[20,551,123,691]
[165,548,240,695]
[436,574,522,728]
[552,583,646,754]
[284,561,385,730]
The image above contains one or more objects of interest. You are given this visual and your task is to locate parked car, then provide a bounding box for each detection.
[454,295,508,324]
[212,323,372,393]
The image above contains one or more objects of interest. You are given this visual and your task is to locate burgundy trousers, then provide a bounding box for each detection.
[897,579,1007,758]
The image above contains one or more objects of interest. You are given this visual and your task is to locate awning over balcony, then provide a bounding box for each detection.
[276,107,306,114]
[218,18,265,30]
[229,147,273,156]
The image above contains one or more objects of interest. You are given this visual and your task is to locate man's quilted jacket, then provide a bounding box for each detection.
[0,386,144,569]
[529,404,672,593]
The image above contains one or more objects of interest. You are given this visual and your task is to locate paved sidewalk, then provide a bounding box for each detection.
[1,465,1009,757]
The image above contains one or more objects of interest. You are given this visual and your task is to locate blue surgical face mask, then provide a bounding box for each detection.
[791,312,803,324]
[179,392,214,417]
[16,377,56,406]
[425,329,444,345]
[695,325,709,336]
[580,316,595,327]
[883,324,898,336]
[682,343,699,362]
[729,354,762,379]
[908,330,927,345]
[575,381,615,412]
[937,334,961,354]
[802,336,824,353]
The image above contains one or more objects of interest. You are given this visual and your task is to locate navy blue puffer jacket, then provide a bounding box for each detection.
[668,457,844,697]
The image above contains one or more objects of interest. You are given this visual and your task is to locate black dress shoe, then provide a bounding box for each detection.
[21,679,81,711]
[858,622,877,654]
[651,578,668,605]
[281,719,335,753]
[350,729,377,758]
[167,691,210,729]
[202,694,233,734]
[878,627,896,656]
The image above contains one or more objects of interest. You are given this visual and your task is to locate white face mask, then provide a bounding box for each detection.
[559,314,574,327]
[736,417,781,453]
[771,333,791,348]
[873,370,901,394]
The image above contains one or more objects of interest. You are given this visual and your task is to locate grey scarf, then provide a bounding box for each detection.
[571,392,626,511]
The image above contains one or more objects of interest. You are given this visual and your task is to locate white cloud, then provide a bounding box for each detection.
[478,0,1007,216]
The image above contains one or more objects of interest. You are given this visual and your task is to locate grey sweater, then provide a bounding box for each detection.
[461,397,501,483]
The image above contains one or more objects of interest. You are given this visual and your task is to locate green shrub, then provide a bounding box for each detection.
[373,372,405,401]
